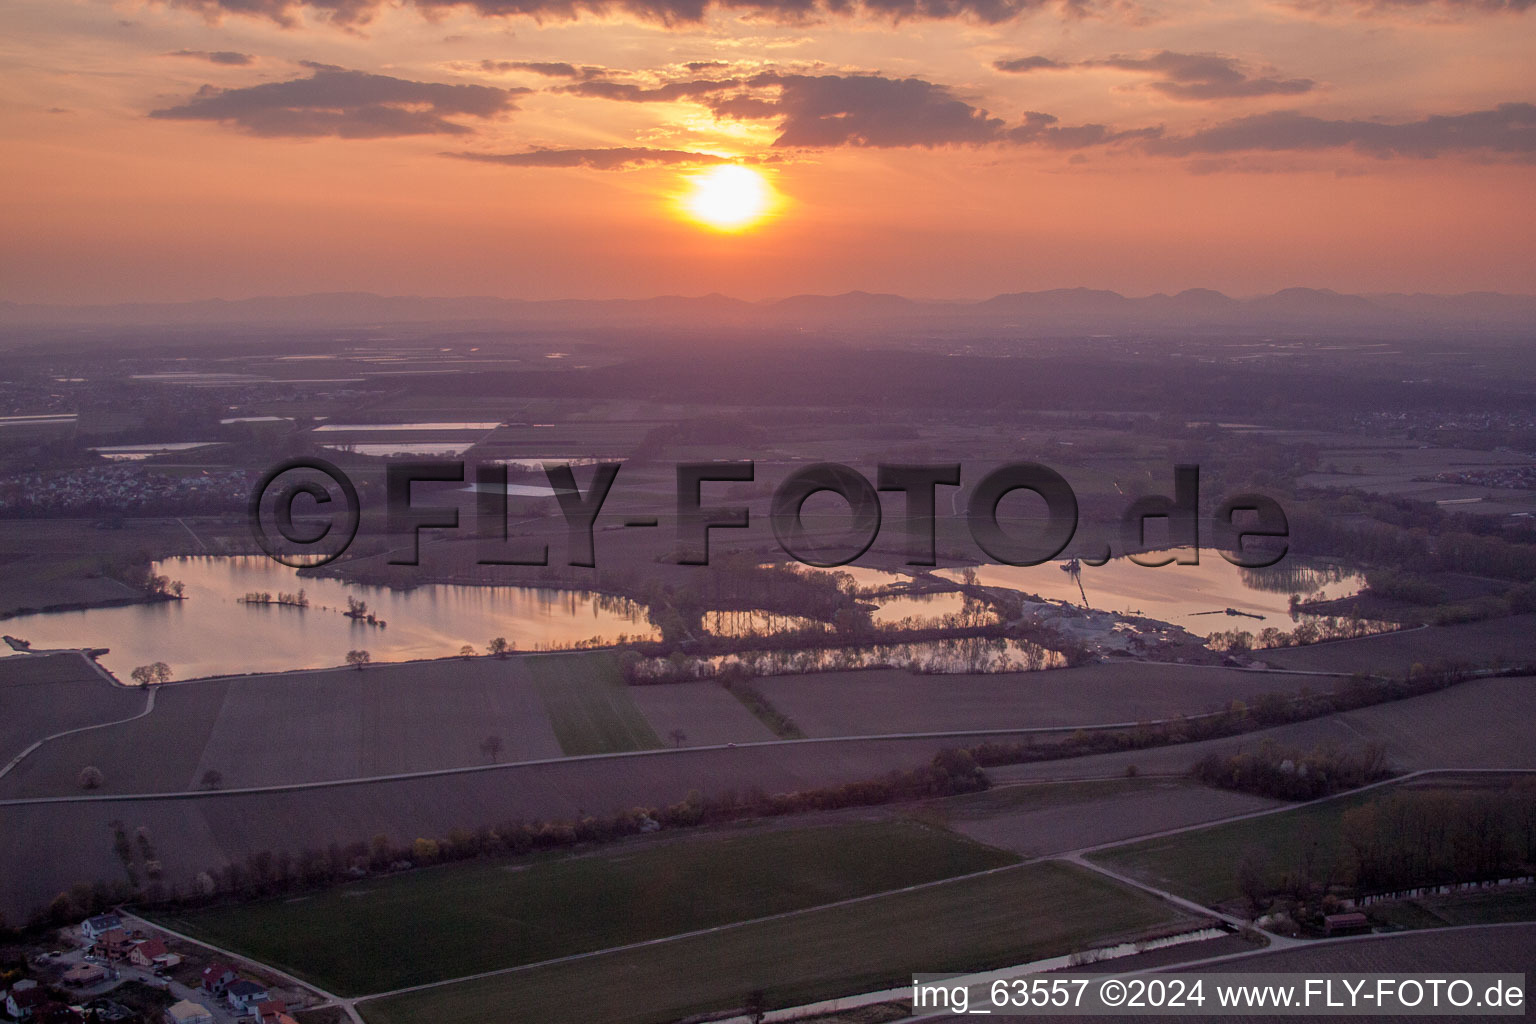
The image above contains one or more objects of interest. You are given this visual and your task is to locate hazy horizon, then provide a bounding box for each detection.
[6,0,1535,304]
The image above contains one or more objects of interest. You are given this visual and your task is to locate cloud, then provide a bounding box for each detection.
[450,146,731,168]
[1007,109,1161,147]
[475,60,605,79]
[995,50,1315,100]
[163,0,378,27]
[167,49,255,65]
[993,55,1063,72]
[567,70,1133,149]
[558,78,740,103]
[1148,103,1536,157]
[149,64,525,137]
[159,0,1085,27]
[564,72,1003,147]
[1299,0,1533,13]
[764,73,1005,147]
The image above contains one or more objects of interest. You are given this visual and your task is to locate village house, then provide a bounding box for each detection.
[225,979,270,1015]
[80,914,123,941]
[201,963,237,996]
[61,961,109,987]
[163,1000,214,1024]
[127,939,169,969]
[4,980,46,1019]
[93,928,137,960]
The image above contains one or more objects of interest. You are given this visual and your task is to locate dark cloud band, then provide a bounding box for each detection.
[150,64,524,137]
[450,146,731,167]
[162,0,1081,26]
[995,50,1315,101]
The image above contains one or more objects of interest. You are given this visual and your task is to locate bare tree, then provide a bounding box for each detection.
[459,644,477,660]
[487,637,510,659]
[346,649,371,670]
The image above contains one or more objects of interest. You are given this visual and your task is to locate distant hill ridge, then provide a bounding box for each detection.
[2,286,1533,331]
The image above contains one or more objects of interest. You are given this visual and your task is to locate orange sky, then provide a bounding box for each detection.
[2,0,1534,303]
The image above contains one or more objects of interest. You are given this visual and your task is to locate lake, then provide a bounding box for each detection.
[2,556,656,682]
[935,550,1366,639]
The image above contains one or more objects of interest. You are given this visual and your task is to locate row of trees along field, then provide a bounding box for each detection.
[9,751,992,927]
[1235,782,1536,921]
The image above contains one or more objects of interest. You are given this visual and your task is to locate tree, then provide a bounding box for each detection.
[459,644,477,660]
[479,735,504,763]
[200,769,223,790]
[78,766,103,790]
[346,649,371,670]
[1236,847,1271,918]
[487,637,510,658]
[130,662,172,686]
[669,729,687,748]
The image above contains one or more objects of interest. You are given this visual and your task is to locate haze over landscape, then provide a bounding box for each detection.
[5,0,1536,303]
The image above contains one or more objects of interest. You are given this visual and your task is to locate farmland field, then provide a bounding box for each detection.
[627,681,778,746]
[358,861,1193,1024]
[1261,615,1536,675]
[984,674,1536,785]
[153,819,1017,995]
[0,656,565,797]
[0,730,1046,919]
[0,652,146,766]
[526,651,662,755]
[938,778,1282,858]
[1090,773,1534,906]
[750,662,1340,738]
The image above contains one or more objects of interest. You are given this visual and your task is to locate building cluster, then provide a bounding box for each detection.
[160,961,297,1024]
[0,914,298,1024]
[0,467,252,516]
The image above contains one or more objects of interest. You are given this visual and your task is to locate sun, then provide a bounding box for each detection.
[680,165,776,232]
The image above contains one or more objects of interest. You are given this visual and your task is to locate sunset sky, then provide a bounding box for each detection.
[4,0,1534,303]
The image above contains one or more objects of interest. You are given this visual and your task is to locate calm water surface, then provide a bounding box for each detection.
[3,556,655,681]
[936,549,1365,638]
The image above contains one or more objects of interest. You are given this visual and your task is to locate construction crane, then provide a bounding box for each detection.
[1061,558,1089,607]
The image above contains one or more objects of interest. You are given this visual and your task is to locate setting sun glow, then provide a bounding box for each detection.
[680,165,775,232]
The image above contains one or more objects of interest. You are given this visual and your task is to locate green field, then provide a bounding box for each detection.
[359,860,1191,1024]
[1090,775,1530,907]
[525,651,661,755]
[154,820,1016,995]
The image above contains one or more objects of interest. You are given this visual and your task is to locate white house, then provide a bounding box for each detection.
[80,914,123,941]
[5,980,45,1020]
[225,980,270,1014]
